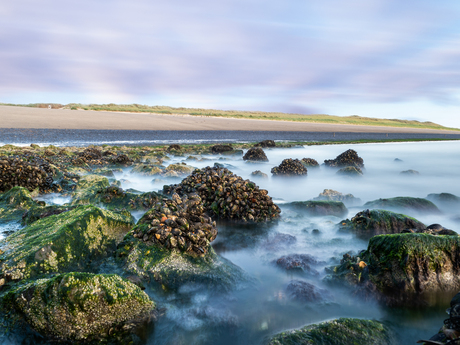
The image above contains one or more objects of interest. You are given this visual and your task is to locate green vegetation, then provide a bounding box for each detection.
[2,102,459,131]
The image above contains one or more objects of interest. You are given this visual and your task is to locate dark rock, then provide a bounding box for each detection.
[261,232,297,251]
[427,193,460,212]
[254,140,275,148]
[324,149,364,168]
[339,209,426,239]
[211,144,233,154]
[271,158,308,176]
[251,170,268,178]
[363,197,441,215]
[284,200,348,218]
[0,157,53,192]
[400,169,420,175]
[110,154,133,166]
[167,144,182,151]
[268,318,395,345]
[394,158,403,162]
[286,280,333,303]
[243,148,268,162]
[274,254,322,276]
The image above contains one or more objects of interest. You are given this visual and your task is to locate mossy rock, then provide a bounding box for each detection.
[338,209,426,239]
[0,205,134,282]
[0,187,40,224]
[164,163,195,176]
[3,272,154,342]
[70,174,111,205]
[116,233,247,292]
[21,205,78,226]
[426,193,460,212]
[326,234,460,306]
[131,164,164,176]
[267,318,394,345]
[283,200,348,218]
[363,197,441,215]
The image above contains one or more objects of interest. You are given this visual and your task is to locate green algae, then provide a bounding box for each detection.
[0,187,39,224]
[117,233,247,292]
[363,197,441,214]
[267,318,394,345]
[0,205,134,282]
[4,272,154,342]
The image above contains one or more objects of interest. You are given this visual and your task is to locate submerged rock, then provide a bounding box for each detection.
[164,166,280,223]
[243,148,268,162]
[284,200,348,218]
[131,164,163,176]
[326,234,460,306]
[3,272,154,342]
[313,189,361,206]
[426,193,460,212]
[363,196,441,215]
[0,205,134,283]
[251,170,268,178]
[324,149,364,168]
[262,232,297,251]
[337,166,363,177]
[400,169,420,175]
[339,209,426,239]
[300,158,319,168]
[268,318,394,345]
[286,280,333,303]
[271,159,308,177]
[274,254,323,276]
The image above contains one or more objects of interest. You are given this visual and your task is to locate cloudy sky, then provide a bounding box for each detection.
[2,1,460,127]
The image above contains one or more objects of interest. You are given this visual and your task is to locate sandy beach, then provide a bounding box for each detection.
[2,105,459,134]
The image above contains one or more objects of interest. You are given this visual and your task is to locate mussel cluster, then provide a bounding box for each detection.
[271,158,308,176]
[132,193,217,256]
[210,144,233,154]
[109,154,133,166]
[243,148,268,162]
[324,149,364,168]
[164,166,281,222]
[0,157,53,192]
[254,140,276,148]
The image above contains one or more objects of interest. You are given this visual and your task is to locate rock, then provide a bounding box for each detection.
[130,193,217,257]
[167,144,182,151]
[338,209,426,239]
[300,158,319,168]
[243,148,268,162]
[262,233,297,251]
[0,205,134,283]
[426,193,460,212]
[21,204,77,225]
[251,170,268,178]
[274,254,323,276]
[286,280,333,303]
[164,163,195,176]
[164,166,281,223]
[313,189,361,206]
[0,186,40,224]
[117,234,247,292]
[424,223,458,236]
[3,272,154,342]
[400,169,420,175]
[363,197,441,215]
[337,166,363,177]
[254,140,275,148]
[268,318,394,345]
[284,200,348,218]
[131,164,163,176]
[0,156,53,192]
[92,168,115,177]
[271,158,308,176]
[394,158,403,162]
[324,149,364,168]
[110,154,133,166]
[210,144,233,154]
[327,234,460,306]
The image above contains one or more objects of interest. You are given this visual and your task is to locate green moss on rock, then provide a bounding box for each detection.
[284,200,348,218]
[0,186,39,224]
[117,233,247,292]
[5,272,154,342]
[0,205,134,282]
[338,209,426,239]
[267,318,394,345]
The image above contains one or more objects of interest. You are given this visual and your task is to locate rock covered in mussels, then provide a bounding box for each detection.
[0,156,53,192]
[131,193,217,257]
[271,158,308,176]
[324,149,364,168]
[164,166,281,223]
[243,147,268,161]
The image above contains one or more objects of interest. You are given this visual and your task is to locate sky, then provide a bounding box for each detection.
[2,0,460,128]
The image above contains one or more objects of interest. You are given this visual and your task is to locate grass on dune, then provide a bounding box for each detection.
[1,102,458,131]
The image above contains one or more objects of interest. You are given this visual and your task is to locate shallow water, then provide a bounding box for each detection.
[5,140,460,344]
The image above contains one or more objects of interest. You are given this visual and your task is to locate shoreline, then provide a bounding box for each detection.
[1,105,459,133]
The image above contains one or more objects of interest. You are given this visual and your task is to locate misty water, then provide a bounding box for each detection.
[4,140,460,344]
